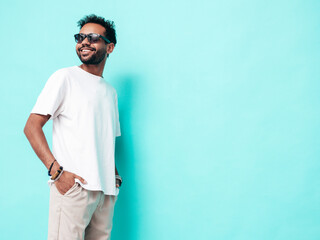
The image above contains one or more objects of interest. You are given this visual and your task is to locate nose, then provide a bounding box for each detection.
[81,36,91,46]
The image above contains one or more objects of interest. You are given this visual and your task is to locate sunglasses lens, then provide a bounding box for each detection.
[74,34,83,43]
[87,34,100,43]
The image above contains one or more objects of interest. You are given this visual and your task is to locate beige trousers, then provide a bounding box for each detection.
[48,182,117,240]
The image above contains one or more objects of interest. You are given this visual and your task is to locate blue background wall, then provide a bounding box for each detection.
[0,0,319,239]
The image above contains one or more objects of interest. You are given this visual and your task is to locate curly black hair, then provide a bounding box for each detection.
[77,14,117,45]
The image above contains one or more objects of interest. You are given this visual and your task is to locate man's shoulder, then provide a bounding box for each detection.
[53,66,76,75]
[48,66,77,80]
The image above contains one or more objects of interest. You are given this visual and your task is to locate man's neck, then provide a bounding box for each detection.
[79,62,105,77]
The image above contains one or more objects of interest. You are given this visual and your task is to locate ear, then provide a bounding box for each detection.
[106,43,115,55]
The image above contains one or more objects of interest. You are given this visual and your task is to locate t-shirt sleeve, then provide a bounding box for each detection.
[31,70,67,121]
[115,93,121,137]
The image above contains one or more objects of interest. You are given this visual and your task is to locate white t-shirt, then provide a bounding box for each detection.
[31,66,121,196]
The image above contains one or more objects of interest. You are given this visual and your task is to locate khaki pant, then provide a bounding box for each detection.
[48,183,117,240]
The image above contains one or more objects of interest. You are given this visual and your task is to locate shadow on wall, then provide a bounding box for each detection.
[112,74,141,240]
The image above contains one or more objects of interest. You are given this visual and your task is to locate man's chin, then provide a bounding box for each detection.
[81,59,94,64]
[77,52,106,65]
[79,56,96,65]
[80,57,105,65]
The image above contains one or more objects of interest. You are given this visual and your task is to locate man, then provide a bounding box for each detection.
[23,14,122,240]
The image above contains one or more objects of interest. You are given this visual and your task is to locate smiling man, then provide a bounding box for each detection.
[23,14,122,240]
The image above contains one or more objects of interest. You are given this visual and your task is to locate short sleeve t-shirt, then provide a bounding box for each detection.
[31,66,121,196]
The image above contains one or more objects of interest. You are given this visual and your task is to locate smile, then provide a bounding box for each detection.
[80,48,95,53]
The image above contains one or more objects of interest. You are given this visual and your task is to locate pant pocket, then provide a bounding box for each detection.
[63,182,79,196]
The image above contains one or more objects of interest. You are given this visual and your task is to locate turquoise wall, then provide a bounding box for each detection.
[0,0,319,239]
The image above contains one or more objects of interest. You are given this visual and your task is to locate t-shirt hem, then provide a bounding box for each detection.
[47,180,119,196]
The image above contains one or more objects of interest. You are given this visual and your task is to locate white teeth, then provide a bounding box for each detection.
[81,49,91,52]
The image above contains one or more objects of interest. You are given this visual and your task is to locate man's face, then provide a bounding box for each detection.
[76,23,108,65]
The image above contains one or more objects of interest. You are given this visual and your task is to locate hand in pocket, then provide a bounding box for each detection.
[55,171,87,195]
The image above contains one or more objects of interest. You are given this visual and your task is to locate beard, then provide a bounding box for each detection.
[77,48,106,65]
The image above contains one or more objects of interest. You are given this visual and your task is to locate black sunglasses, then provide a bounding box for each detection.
[74,33,111,44]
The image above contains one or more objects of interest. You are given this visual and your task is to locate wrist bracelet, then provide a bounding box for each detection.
[116,175,122,187]
[51,166,63,180]
[53,169,64,182]
[48,159,57,176]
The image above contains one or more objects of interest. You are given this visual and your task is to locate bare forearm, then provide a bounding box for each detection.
[115,165,119,175]
[114,137,119,176]
[24,120,55,170]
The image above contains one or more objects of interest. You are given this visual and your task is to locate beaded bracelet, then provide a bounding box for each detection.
[48,159,57,176]
[51,166,63,180]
